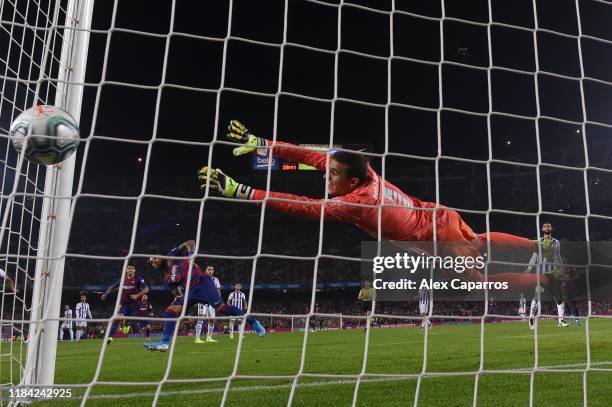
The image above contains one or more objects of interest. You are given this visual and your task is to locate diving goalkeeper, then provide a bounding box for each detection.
[197,120,562,295]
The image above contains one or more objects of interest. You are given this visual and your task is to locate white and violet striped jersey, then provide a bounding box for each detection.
[228,291,246,310]
[75,302,92,320]
[418,287,430,306]
[62,308,73,327]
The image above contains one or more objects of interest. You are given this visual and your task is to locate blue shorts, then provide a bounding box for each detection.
[137,318,150,328]
[172,278,223,309]
[119,304,138,316]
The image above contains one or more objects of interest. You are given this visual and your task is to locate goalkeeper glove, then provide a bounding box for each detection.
[197,166,253,199]
[226,120,267,156]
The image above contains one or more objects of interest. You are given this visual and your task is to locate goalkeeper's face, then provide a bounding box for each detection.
[328,158,360,197]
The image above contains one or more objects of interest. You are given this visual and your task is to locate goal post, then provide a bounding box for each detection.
[21,0,94,387]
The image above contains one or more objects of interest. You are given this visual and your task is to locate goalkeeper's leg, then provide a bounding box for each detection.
[478,232,535,252]
[442,210,552,292]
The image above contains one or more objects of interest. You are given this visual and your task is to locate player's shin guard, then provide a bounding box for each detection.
[162,309,179,343]
[195,320,203,339]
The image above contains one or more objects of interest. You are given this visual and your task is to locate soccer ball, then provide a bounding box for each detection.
[9,105,79,165]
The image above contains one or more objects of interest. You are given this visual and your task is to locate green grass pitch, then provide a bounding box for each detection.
[1,319,611,406]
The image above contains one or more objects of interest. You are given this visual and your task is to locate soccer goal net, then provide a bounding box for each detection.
[1,0,612,406]
[0,0,93,395]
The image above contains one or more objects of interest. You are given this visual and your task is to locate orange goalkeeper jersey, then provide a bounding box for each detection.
[250,141,475,242]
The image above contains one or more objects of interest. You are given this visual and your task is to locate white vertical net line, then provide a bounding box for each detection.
[287,0,345,405]
[473,0,496,404]
[413,0,446,405]
[9,0,54,383]
[574,1,593,406]
[528,0,545,405]
[219,0,282,402]
[351,0,396,403]
[147,2,194,405]
[0,0,28,386]
[71,0,120,403]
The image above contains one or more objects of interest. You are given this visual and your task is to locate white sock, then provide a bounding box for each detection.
[557,303,565,323]
[530,299,537,317]
[59,330,62,341]
[195,321,203,338]
[76,330,82,340]
[69,329,73,341]
[207,323,214,338]
[230,321,234,336]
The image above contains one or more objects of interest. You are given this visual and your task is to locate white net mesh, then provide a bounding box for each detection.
[1,0,612,405]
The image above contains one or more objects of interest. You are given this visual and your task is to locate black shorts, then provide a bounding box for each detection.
[361,301,372,313]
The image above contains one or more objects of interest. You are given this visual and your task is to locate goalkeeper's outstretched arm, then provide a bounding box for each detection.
[197,167,361,222]
[199,120,370,221]
[227,120,329,170]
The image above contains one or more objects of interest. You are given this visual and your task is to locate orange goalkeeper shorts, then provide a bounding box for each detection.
[438,209,478,242]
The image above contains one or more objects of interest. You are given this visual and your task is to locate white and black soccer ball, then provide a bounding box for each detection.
[9,105,79,165]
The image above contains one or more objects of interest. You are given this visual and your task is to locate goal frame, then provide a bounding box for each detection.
[20,0,94,387]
